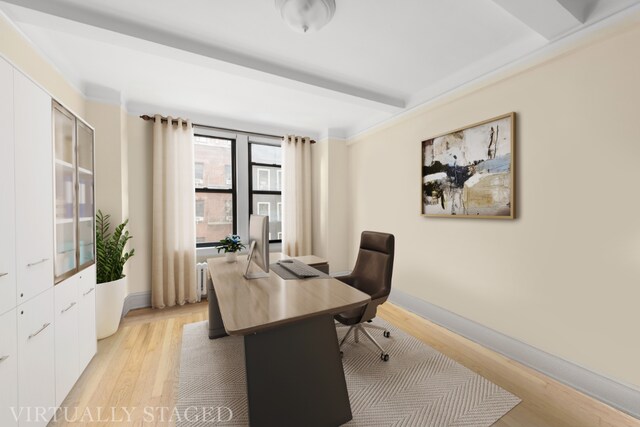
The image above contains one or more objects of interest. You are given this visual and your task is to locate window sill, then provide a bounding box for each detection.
[196,242,282,262]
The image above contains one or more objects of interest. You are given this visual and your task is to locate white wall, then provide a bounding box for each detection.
[347,22,640,388]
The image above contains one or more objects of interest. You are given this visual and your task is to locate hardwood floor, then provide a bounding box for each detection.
[51,301,639,426]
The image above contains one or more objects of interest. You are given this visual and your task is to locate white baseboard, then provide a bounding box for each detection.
[389,289,640,420]
[121,291,152,318]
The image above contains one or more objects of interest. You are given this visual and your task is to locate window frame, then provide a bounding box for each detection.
[194,134,237,248]
[248,141,282,244]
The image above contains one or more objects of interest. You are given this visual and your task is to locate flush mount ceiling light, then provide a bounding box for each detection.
[275,0,336,34]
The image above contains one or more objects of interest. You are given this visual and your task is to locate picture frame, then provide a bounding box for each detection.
[421,112,515,219]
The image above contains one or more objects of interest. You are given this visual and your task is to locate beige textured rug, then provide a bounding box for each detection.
[177,319,520,426]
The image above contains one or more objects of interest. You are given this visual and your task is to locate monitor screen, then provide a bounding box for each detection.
[245,214,270,279]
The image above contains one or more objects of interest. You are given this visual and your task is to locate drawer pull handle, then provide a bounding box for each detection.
[0,355,9,362]
[0,272,8,278]
[61,302,77,314]
[28,322,51,340]
[83,288,95,296]
[27,258,49,267]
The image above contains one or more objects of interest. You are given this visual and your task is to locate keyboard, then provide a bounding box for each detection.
[277,259,320,278]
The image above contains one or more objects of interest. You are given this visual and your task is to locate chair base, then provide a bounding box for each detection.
[339,323,391,361]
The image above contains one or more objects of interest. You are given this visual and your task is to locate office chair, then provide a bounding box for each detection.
[335,231,395,361]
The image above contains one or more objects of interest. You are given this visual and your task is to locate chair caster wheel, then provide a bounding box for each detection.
[383,330,390,338]
[340,351,344,358]
[381,353,390,362]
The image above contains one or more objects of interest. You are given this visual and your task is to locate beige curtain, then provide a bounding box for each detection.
[282,135,312,256]
[151,115,198,308]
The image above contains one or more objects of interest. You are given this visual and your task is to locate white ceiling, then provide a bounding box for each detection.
[1,0,638,138]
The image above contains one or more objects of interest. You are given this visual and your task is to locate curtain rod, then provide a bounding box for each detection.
[139,115,315,143]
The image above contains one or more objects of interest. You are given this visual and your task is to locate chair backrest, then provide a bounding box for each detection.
[350,231,395,300]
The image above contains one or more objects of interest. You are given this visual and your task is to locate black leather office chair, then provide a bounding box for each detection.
[335,231,395,361]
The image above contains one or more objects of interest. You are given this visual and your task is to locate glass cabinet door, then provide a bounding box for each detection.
[53,104,77,280]
[77,121,95,268]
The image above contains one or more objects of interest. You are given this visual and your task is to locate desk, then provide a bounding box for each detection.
[207,253,369,427]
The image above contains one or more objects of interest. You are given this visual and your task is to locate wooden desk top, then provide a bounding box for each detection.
[207,253,370,335]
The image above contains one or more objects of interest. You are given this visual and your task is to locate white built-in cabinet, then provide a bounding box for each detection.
[0,308,18,427]
[55,264,97,406]
[17,288,56,427]
[0,56,97,426]
[14,70,54,305]
[78,266,98,369]
[0,57,16,317]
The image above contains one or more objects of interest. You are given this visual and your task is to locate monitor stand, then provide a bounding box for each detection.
[244,264,270,280]
[243,241,270,279]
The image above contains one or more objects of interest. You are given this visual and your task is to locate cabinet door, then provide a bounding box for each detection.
[0,58,16,316]
[54,276,80,406]
[17,288,55,427]
[77,121,95,268]
[0,309,18,427]
[53,104,77,282]
[78,265,97,371]
[14,72,53,305]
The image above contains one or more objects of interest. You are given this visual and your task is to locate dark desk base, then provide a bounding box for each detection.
[207,279,228,339]
[244,314,352,427]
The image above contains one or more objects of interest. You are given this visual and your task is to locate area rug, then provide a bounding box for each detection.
[176,318,520,426]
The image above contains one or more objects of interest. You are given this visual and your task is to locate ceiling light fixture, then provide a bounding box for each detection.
[275,0,336,34]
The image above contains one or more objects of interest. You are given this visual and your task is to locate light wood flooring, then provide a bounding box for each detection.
[51,301,639,426]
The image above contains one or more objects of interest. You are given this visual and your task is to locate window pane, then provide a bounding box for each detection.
[253,194,282,240]
[195,193,233,244]
[194,136,232,189]
[252,165,282,191]
[251,143,281,165]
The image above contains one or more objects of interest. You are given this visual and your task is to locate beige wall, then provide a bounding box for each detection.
[347,23,640,388]
[126,117,153,294]
[86,101,128,224]
[0,13,84,115]
[312,138,350,272]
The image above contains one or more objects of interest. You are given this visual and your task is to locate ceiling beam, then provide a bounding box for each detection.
[492,0,589,40]
[0,0,405,112]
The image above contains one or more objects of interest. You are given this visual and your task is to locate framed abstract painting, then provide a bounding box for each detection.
[421,113,515,219]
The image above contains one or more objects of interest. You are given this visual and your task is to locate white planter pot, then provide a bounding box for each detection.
[225,252,238,263]
[96,276,127,340]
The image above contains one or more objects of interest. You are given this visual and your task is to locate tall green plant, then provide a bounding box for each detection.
[96,210,135,284]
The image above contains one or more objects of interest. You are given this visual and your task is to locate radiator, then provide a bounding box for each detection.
[196,262,209,300]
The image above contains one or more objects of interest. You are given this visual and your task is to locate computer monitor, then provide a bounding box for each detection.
[244,214,270,279]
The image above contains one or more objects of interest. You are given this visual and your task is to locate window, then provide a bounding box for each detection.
[257,168,270,190]
[224,164,232,186]
[257,202,270,217]
[194,135,236,247]
[249,142,282,243]
[195,199,205,222]
[195,162,204,185]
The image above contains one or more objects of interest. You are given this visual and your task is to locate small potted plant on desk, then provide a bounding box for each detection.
[95,210,135,339]
[217,234,246,263]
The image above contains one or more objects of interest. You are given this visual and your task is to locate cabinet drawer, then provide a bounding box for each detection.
[17,288,55,427]
[0,308,18,427]
[55,277,80,407]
